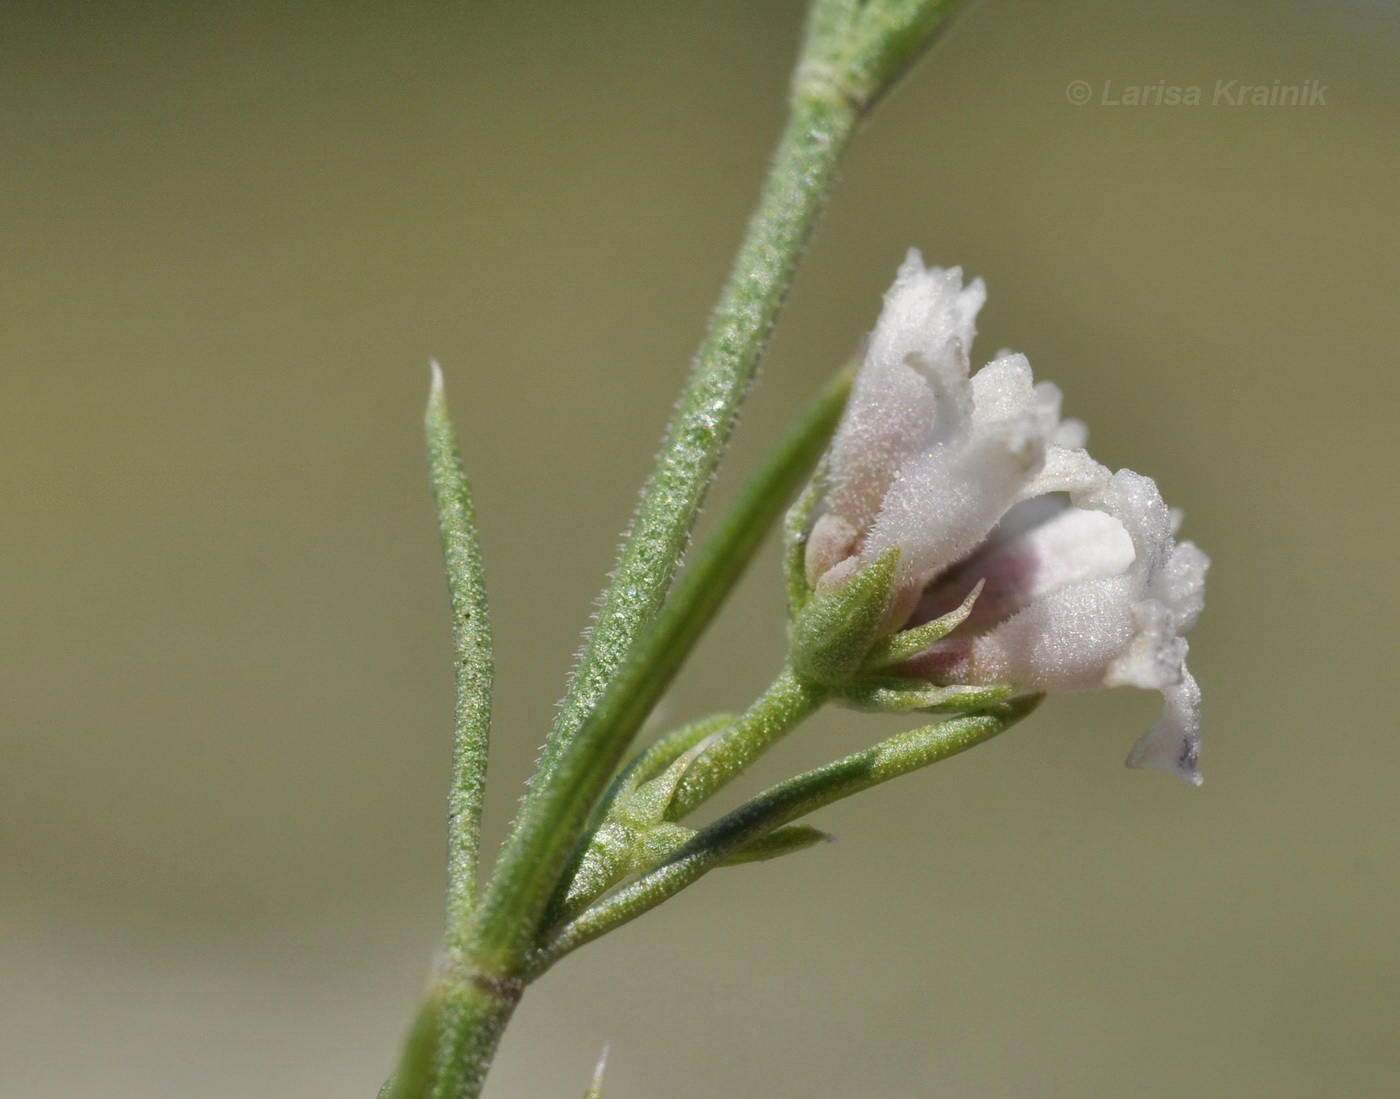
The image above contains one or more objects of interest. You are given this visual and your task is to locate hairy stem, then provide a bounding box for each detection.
[472,67,863,979]
[540,371,851,928]
[383,967,521,1099]
[667,666,828,821]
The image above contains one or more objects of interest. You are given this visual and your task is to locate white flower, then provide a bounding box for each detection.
[804,250,1209,783]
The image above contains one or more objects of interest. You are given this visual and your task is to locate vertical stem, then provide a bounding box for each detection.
[472,81,862,977]
[384,970,521,1099]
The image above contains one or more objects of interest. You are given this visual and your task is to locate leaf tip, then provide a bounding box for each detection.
[582,1043,610,1099]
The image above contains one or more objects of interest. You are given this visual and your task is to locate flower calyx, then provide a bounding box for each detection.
[789,552,1017,714]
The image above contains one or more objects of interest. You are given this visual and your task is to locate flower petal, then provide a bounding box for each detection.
[863,427,1043,599]
[818,252,986,546]
[867,250,984,401]
[917,503,1135,633]
[1084,469,1174,582]
[1017,444,1112,502]
[1125,669,1203,785]
[963,575,1140,691]
[1158,539,1209,632]
[863,354,1049,597]
[805,512,859,589]
[824,361,937,535]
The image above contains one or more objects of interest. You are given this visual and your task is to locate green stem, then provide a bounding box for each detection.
[539,370,850,928]
[579,366,851,791]
[667,666,828,821]
[554,670,825,923]
[472,65,863,978]
[426,364,494,946]
[384,969,521,1099]
[530,697,1041,973]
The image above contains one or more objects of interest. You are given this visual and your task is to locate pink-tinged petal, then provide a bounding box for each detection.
[1009,508,1133,599]
[1125,669,1203,785]
[813,552,862,597]
[963,575,1140,692]
[918,504,1134,633]
[896,635,973,684]
[863,421,1044,597]
[804,512,859,589]
[824,361,936,533]
[817,252,987,544]
[861,352,1050,596]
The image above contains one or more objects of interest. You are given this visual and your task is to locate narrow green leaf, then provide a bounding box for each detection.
[529,697,1041,972]
[426,362,494,945]
[380,997,439,1099]
[723,824,829,865]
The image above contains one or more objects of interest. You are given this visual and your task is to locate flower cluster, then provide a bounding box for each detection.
[799,251,1208,782]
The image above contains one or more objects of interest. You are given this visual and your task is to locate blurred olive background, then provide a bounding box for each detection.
[3,1,1397,1095]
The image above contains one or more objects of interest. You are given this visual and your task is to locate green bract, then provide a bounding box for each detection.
[788,547,899,685]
